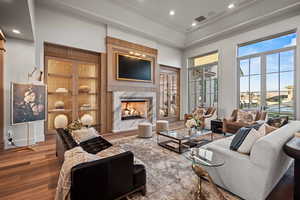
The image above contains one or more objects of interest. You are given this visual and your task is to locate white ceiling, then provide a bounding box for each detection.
[0,0,34,41]
[109,0,253,32]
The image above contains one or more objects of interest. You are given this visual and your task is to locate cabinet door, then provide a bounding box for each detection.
[46,57,75,133]
[77,62,100,132]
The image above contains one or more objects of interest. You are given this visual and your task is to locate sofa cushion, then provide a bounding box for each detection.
[237,128,264,154]
[258,123,277,135]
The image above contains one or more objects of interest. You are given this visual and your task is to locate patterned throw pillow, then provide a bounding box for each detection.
[71,127,99,144]
[236,110,256,123]
[192,107,206,120]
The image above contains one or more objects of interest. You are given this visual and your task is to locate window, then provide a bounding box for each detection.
[238,32,296,118]
[188,52,218,112]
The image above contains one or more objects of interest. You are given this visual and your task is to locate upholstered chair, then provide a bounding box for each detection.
[223,109,267,134]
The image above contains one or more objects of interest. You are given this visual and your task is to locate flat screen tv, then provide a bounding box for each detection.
[117,54,152,82]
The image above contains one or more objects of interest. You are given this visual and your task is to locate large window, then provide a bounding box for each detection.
[238,32,296,118]
[188,52,218,112]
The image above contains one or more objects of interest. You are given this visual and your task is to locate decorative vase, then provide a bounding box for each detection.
[54,114,68,129]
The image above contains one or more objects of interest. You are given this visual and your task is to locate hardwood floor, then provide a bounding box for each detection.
[0,135,59,200]
[0,121,295,200]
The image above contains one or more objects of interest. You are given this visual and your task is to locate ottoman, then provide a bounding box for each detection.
[156,120,169,132]
[138,122,153,138]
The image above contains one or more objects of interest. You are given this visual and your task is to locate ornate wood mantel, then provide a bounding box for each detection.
[0,30,6,150]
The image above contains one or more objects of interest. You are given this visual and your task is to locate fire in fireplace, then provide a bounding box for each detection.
[121,100,148,120]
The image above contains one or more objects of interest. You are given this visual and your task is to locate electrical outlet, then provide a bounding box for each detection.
[8,128,14,139]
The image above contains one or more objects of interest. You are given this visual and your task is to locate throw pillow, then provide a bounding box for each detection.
[236,110,256,123]
[237,128,264,154]
[267,116,289,128]
[96,146,125,159]
[258,123,277,136]
[71,127,99,144]
[230,127,252,151]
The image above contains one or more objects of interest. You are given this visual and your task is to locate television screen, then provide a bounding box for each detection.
[117,54,152,82]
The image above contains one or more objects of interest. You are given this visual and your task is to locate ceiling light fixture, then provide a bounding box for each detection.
[12,29,21,34]
[169,10,175,16]
[228,3,235,9]
[192,22,197,27]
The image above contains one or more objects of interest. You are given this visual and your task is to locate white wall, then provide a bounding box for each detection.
[183,15,300,119]
[35,5,107,67]
[4,38,43,148]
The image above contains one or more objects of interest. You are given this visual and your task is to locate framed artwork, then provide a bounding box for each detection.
[11,82,47,125]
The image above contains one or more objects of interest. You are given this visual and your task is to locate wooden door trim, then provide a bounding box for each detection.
[0,31,5,150]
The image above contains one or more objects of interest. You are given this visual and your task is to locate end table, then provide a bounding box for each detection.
[283,137,300,200]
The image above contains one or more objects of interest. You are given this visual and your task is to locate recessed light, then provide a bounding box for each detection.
[228,3,235,9]
[12,29,21,34]
[169,10,175,16]
[192,22,197,27]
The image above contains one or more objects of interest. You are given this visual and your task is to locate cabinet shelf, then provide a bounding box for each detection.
[48,92,71,95]
[48,73,72,78]
[79,92,99,95]
[78,76,98,79]
[79,108,98,112]
[48,109,72,113]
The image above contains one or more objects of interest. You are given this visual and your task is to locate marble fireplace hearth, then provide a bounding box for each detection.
[112,91,156,133]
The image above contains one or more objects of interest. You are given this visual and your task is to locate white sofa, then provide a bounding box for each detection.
[202,121,300,200]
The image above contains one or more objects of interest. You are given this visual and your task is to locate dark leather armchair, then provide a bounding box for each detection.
[223,109,267,134]
[71,151,146,200]
[56,129,146,200]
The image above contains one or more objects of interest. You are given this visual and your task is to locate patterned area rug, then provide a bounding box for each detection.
[110,132,240,200]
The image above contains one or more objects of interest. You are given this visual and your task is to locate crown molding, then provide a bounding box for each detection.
[185,2,300,48]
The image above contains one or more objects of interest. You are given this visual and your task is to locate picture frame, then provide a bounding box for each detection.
[11,82,47,125]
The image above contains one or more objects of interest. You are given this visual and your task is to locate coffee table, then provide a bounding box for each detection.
[184,149,226,200]
[157,128,213,154]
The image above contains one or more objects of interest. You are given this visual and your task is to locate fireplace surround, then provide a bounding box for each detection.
[112,91,156,133]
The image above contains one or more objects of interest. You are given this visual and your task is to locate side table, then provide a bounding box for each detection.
[211,119,223,134]
[283,137,300,200]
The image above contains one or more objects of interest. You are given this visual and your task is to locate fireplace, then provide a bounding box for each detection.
[121,100,149,120]
[112,91,156,133]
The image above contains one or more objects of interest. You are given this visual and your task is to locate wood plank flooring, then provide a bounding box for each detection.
[0,121,295,200]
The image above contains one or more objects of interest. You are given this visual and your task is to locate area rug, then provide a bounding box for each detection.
[109,132,240,200]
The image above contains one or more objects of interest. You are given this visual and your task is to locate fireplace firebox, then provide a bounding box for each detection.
[121,100,149,120]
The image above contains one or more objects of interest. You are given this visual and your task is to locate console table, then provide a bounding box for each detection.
[283,137,300,200]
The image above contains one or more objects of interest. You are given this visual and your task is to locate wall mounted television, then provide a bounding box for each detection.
[116,53,153,82]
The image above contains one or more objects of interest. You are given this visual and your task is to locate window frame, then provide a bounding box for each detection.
[237,45,296,118]
[188,51,219,113]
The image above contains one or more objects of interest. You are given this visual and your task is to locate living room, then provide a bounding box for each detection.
[0,0,300,200]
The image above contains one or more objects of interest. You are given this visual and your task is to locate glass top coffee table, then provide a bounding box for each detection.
[157,128,213,154]
[184,148,226,200]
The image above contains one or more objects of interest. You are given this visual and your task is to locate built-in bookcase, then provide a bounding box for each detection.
[45,43,100,134]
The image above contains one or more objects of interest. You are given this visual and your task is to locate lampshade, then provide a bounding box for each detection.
[54,114,68,128]
[80,114,93,126]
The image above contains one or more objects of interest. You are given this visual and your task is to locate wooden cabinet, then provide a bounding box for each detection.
[159,65,180,121]
[45,44,100,134]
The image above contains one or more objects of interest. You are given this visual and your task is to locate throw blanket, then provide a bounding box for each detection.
[55,147,100,200]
